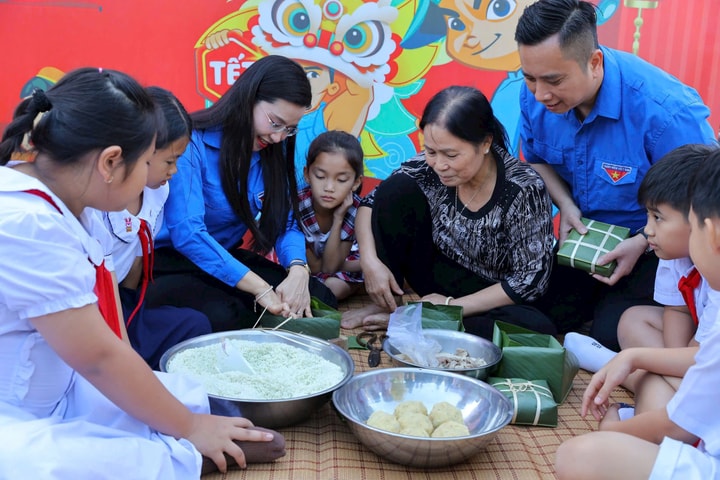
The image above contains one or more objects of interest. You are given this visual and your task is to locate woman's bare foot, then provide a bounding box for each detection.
[201,426,286,474]
[362,312,391,331]
[341,304,385,329]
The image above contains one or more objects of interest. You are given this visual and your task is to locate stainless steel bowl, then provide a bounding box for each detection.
[382,329,502,380]
[332,367,513,467]
[159,329,354,428]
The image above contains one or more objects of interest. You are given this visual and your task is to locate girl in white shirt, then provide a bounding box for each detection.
[0,68,283,478]
[103,86,212,370]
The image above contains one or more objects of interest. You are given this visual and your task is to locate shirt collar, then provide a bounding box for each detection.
[199,126,261,166]
[582,46,621,122]
[199,125,224,149]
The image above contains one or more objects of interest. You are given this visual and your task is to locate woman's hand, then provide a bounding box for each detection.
[362,256,403,311]
[253,287,291,317]
[420,293,452,305]
[186,414,273,472]
[276,266,312,318]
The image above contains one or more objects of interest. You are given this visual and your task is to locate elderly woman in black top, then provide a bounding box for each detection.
[343,86,556,339]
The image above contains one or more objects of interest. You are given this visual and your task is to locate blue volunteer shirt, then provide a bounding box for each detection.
[520,46,716,231]
[155,126,306,287]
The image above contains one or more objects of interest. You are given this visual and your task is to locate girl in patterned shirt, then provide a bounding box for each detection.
[298,131,364,311]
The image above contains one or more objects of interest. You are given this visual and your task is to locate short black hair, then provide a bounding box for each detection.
[689,147,720,223]
[638,144,718,218]
[515,0,598,66]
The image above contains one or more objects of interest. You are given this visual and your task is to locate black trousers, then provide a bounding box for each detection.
[371,173,557,340]
[532,249,659,351]
[145,247,337,332]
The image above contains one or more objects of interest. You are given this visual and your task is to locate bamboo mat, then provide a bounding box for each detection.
[202,294,632,480]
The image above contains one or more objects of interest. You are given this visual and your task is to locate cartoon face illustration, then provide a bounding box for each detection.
[299,60,337,111]
[253,0,398,88]
[439,0,535,71]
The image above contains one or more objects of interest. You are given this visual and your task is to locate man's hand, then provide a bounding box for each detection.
[557,205,586,246]
[591,234,646,286]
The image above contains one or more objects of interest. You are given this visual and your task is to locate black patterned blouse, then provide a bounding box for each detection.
[362,147,555,303]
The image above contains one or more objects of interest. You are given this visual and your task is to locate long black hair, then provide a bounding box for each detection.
[0,67,157,175]
[191,55,311,254]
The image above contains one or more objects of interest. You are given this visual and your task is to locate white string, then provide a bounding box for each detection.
[251,304,270,329]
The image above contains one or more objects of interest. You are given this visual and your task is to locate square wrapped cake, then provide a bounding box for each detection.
[557,218,630,277]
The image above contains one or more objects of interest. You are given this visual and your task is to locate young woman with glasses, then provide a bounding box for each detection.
[147,55,337,332]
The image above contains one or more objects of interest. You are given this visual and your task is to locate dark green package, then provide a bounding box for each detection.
[556,217,630,277]
[492,321,579,403]
[489,377,558,427]
[256,297,341,340]
[407,301,464,331]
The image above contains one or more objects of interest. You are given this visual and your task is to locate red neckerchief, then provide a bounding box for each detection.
[125,219,153,327]
[677,267,701,326]
[23,189,123,338]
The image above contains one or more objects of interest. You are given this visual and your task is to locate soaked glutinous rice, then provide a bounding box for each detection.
[166,339,345,400]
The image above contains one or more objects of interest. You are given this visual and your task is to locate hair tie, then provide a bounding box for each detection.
[18,90,52,157]
[31,88,52,113]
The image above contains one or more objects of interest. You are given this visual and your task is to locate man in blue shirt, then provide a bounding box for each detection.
[515,0,716,351]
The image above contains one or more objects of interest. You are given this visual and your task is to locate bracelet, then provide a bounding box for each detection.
[444,296,454,305]
[287,259,311,275]
[253,286,274,313]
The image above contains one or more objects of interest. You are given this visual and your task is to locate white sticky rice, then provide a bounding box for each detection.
[166,339,345,400]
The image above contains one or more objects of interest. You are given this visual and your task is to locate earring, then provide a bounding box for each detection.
[105,176,114,184]
[484,149,489,154]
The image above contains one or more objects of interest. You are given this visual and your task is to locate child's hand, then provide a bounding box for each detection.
[581,351,634,421]
[186,414,273,472]
[333,192,354,222]
[597,403,622,431]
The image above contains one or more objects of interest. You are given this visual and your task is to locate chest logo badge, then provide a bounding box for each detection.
[602,163,632,183]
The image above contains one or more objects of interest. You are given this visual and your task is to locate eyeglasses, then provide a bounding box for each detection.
[263,109,298,137]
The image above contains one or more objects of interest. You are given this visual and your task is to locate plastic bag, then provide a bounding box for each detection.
[387,303,442,367]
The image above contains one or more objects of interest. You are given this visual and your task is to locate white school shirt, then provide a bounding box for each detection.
[102,184,168,283]
[0,167,203,478]
[653,257,720,343]
[667,311,720,457]
[0,167,104,417]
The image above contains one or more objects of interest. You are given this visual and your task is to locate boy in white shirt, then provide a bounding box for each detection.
[564,145,720,416]
[555,146,720,480]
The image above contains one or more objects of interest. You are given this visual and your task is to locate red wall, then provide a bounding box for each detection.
[1,0,717,152]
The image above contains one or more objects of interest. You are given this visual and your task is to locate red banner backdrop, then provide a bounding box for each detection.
[1,0,717,179]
